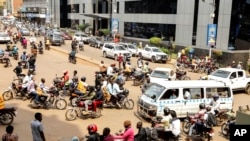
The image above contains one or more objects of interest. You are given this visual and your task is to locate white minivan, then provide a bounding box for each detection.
[136,80,233,119]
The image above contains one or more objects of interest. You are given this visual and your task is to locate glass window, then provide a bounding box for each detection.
[82,3,85,13]
[238,71,243,78]
[230,72,237,79]
[210,70,231,78]
[124,22,176,40]
[144,83,166,100]
[183,88,204,100]
[160,89,179,100]
[206,87,231,98]
[125,0,177,14]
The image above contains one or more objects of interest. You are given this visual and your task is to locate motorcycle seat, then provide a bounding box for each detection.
[1,107,16,111]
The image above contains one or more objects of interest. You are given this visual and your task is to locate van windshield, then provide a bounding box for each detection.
[210,70,231,78]
[144,83,165,100]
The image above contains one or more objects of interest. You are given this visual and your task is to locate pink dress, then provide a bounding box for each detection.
[113,127,134,141]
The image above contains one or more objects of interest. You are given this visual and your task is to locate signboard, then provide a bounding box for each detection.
[207,24,217,47]
[111,18,119,35]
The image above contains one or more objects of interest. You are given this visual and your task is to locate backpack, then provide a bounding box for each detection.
[206,112,217,127]
[144,127,158,141]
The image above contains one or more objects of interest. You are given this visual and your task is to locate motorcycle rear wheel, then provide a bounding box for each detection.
[0,112,14,125]
[182,121,191,134]
[55,99,67,110]
[92,108,102,118]
[124,99,134,110]
[221,123,229,136]
[65,109,77,121]
[2,91,13,101]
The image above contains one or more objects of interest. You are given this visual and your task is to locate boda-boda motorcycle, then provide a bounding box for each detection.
[0,107,17,125]
[65,96,103,121]
[103,88,134,110]
[30,86,67,110]
[69,54,77,64]
[2,77,29,101]
[132,71,145,86]
[175,70,191,80]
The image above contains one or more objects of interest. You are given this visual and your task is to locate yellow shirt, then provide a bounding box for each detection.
[0,94,5,109]
[77,82,87,94]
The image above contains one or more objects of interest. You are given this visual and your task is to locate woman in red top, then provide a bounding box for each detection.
[117,53,123,69]
[114,120,134,141]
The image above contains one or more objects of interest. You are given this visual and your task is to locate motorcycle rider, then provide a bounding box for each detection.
[187,103,207,138]
[35,78,51,104]
[210,94,221,115]
[2,49,11,67]
[62,70,70,96]
[107,63,116,77]
[143,62,150,74]
[27,76,40,104]
[86,124,101,141]
[28,54,36,71]
[106,77,125,108]
[82,86,96,115]
[155,107,173,132]
[114,120,134,141]
[13,61,23,78]
[93,85,104,112]
[99,60,107,76]
[69,49,76,61]
[22,37,27,48]
[20,51,28,68]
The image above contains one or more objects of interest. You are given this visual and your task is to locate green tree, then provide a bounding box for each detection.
[149,37,162,46]
[78,23,90,32]
[99,29,110,36]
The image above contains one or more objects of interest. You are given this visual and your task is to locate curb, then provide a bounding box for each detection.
[50,47,99,66]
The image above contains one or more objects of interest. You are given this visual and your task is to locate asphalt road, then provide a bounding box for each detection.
[0,36,248,141]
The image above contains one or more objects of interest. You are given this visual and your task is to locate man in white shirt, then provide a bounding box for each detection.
[169,110,181,138]
[106,78,124,107]
[210,94,221,115]
[106,63,115,76]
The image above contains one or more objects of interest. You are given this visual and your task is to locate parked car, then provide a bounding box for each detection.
[73,32,90,43]
[149,67,176,83]
[137,46,168,63]
[88,36,104,48]
[61,32,72,40]
[119,42,137,57]
[102,43,131,60]
[0,32,11,43]
[47,32,63,46]
[20,28,30,36]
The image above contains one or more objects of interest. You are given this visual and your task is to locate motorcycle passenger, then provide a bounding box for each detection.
[20,51,28,68]
[155,107,173,131]
[114,120,134,141]
[86,124,101,141]
[188,103,207,138]
[62,70,70,96]
[82,86,96,115]
[203,106,215,134]
[107,63,116,77]
[22,37,27,47]
[71,38,77,51]
[27,76,40,104]
[79,76,88,95]
[12,45,18,56]
[137,57,143,69]
[28,54,36,71]
[106,77,125,108]
[143,62,150,74]
[210,94,221,115]
[35,78,51,104]
[99,60,107,75]
[116,71,125,86]
[93,85,104,112]
[69,49,76,61]
[13,61,23,78]
[168,110,181,139]
[21,71,33,95]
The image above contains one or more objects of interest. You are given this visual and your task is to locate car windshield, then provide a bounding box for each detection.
[151,70,169,79]
[53,33,61,39]
[115,45,126,50]
[210,70,231,78]
[152,48,161,52]
[80,34,87,37]
[0,33,8,37]
[128,44,136,49]
[144,83,165,100]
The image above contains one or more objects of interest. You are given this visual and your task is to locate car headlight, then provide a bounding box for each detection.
[156,55,161,59]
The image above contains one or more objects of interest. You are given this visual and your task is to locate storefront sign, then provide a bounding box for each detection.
[207,24,217,47]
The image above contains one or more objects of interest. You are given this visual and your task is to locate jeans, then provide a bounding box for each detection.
[189,122,204,136]
[30,91,39,103]
[73,89,84,96]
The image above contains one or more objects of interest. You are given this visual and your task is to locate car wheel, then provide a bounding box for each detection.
[95,44,98,48]
[103,52,107,58]
[151,56,156,63]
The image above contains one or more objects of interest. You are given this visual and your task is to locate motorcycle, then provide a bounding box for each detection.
[13,52,19,60]
[79,41,84,51]
[182,112,214,141]
[28,65,35,75]
[45,44,50,50]
[123,68,135,81]
[69,54,77,64]
[30,86,67,110]
[175,70,191,80]
[2,77,29,101]
[65,96,103,121]
[38,44,43,54]
[221,110,236,137]
[103,88,134,110]
[132,71,145,86]
[0,107,17,125]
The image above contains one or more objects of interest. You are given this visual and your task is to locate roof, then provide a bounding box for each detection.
[153,67,173,72]
[217,68,243,72]
[153,80,230,88]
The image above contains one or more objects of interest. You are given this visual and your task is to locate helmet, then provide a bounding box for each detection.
[163,107,170,115]
[81,76,86,82]
[213,94,219,101]
[199,103,206,109]
[63,70,68,74]
[87,124,98,133]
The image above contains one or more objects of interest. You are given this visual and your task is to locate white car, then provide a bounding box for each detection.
[0,32,11,43]
[102,43,132,60]
[73,32,90,43]
[119,43,137,57]
[149,67,176,83]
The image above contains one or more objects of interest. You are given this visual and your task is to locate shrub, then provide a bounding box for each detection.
[160,47,169,54]
[212,50,223,57]
[149,37,162,46]
[99,29,110,36]
[184,46,192,54]
[78,23,90,32]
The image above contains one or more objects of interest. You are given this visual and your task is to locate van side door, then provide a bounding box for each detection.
[181,88,205,117]
[158,89,182,117]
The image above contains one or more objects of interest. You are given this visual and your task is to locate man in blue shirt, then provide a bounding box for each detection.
[106,77,124,107]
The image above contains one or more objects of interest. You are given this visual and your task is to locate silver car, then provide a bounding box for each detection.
[20,28,30,36]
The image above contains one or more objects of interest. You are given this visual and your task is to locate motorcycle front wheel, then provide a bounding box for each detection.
[2,90,13,101]
[0,112,14,125]
[182,121,191,134]
[55,99,67,110]
[124,99,134,110]
[65,109,77,121]
[221,123,229,136]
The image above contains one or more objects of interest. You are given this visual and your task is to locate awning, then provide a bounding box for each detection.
[80,14,110,19]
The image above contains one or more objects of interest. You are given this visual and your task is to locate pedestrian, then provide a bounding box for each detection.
[101,127,114,141]
[30,112,46,141]
[2,125,18,141]
[137,57,143,69]
[134,121,147,141]
[237,61,242,69]
[117,53,123,70]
